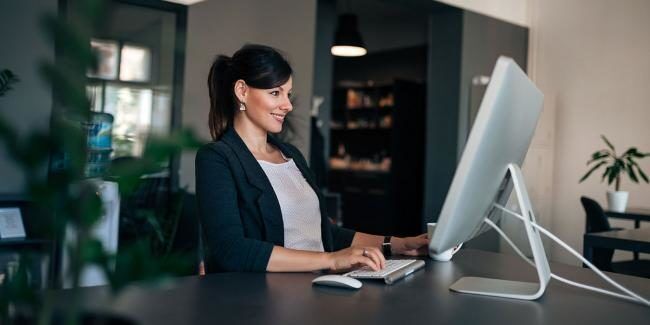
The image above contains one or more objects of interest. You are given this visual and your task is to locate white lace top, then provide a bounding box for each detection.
[258,155,324,252]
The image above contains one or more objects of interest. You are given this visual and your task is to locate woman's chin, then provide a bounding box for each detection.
[268,125,283,134]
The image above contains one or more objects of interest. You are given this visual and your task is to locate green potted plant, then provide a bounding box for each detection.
[0,0,201,323]
[579,135,649,212]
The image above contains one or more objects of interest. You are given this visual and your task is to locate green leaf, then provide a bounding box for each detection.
[580,160,607,182]
[587,150,610,165]
[601,135,616,153]
[601,166,612,182]
[607,169,617,185]
[0,69,20,97]
[626,158,650,183]
[626,164,639,183]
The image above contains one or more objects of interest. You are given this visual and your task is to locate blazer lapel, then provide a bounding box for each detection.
[221,128,284,245]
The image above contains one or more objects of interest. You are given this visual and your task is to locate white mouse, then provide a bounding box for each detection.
[312,275,362,289]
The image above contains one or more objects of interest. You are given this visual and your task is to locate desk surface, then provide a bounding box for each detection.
[61,249,650,325]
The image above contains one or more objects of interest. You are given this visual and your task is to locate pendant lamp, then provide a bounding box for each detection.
[331,14,367,57]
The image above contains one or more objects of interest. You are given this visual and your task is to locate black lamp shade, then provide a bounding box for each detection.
[332,14,367,57]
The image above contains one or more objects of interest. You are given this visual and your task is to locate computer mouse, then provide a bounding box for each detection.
[312,275,362,289]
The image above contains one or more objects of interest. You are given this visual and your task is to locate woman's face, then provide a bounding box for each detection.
[235,77,293,134]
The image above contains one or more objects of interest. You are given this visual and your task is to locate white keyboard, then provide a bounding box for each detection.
[344,259,425,284]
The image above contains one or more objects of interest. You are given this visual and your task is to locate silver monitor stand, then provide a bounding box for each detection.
[449,163,551,300]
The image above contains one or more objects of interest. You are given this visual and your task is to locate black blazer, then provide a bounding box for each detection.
[195,127,355,272]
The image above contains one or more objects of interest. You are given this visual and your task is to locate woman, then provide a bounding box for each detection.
[195,44,428,273]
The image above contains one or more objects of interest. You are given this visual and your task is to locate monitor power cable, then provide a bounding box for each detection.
[485,204,650,307]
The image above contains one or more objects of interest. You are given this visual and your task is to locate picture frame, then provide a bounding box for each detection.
[0,207,26,239]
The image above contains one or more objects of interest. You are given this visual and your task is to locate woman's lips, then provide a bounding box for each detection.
[271,113,285,122]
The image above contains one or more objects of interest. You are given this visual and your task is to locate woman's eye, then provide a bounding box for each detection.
[270,91,280,96]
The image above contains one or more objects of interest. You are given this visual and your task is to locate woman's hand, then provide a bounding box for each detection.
[391,234,429,256]
[326,246,386,272]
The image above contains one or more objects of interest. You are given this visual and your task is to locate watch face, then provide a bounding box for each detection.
[382,243,391,256]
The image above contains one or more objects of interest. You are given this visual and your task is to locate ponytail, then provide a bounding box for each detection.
[207,55,236,141]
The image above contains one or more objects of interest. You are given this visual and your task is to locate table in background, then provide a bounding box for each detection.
[606,208,650,229]
[583,228,650,262]
[605,208,650,260]
[55,249,650,325]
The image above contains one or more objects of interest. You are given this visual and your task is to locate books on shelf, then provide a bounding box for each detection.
[329,156,391,172]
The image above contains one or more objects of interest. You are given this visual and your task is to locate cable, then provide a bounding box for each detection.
[489,204,650,307]
[483,218,641,304]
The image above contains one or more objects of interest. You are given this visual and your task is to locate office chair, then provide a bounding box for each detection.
[581,196,650,278]
[323,190,343,226]
[168,192,203,276]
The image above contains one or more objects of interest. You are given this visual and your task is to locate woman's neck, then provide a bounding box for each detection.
[233,117,271,154]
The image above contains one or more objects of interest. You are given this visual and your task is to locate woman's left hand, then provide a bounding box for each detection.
[391,234,429,256]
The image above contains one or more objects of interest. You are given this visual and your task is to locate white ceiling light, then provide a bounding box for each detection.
[163,0,206,5]
[331,14,367,57]
[331,45,367,57]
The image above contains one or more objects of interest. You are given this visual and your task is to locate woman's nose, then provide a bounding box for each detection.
[281,96,293,112]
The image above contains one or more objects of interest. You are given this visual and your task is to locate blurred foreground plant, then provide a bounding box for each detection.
[0,0,201,323]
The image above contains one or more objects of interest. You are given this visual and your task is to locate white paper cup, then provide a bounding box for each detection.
[427,222,463,262]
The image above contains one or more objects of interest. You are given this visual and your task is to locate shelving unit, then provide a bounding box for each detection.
[328,79,426,236]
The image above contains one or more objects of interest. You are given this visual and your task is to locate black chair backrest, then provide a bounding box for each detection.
[168,192,202,275]
[581,196,612,233]
[580,196,614,271]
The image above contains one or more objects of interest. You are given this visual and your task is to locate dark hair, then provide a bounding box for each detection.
[207,44,293,141]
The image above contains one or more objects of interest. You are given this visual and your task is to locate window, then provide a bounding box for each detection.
[87,39,170,159]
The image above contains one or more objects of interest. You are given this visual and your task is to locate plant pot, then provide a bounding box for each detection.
[607,190,629,212]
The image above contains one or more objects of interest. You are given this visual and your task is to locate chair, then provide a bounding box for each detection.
[323,190,343,226]
[581,196,650,278]
[168,192,203,276]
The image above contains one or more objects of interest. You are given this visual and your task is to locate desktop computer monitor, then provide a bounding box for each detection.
[429,56,549,300]
[430,56,543,254]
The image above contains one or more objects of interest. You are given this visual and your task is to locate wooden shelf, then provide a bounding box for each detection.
[329,168,390,175]
[343,106,394,112]
[330,127,392,131]
[0,238,50,247]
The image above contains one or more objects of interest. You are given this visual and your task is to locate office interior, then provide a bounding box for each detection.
[0,0,649,322]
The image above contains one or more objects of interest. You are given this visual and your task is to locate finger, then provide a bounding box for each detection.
[365,247,385,269]
[367,247,385,266]
[355,255,380,271]
[410,236,430,249]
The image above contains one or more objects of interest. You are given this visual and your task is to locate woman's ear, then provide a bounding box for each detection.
[234,79,248,103]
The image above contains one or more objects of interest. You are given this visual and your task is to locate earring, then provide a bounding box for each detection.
[239,102,246,111]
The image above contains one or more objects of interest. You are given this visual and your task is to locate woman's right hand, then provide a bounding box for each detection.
[326,246,386,272]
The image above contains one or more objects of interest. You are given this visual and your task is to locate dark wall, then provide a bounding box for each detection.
[457,10,529,154]
[423,7,464,227]
[334,46,428,85]
[0,0,57,199]
[310,0,336,180]
[422,7,529,252]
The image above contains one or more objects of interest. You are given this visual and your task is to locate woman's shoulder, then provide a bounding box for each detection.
[196,139,233,162]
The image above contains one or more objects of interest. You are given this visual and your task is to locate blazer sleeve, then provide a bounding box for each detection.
[195,145,274,272]
[328,223,356,251]
[283,143,356,251]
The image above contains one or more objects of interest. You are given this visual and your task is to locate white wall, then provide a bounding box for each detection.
[435,0,530,27]
[528,0,650,265]
[0,0,56,196]
[179,0,318,191]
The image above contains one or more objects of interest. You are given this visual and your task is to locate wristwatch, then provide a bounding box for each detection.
[382,236,392,257]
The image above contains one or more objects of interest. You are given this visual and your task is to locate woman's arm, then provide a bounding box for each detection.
[351,232,430,256]
[266,245,385,272]
[196,145,274,272]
